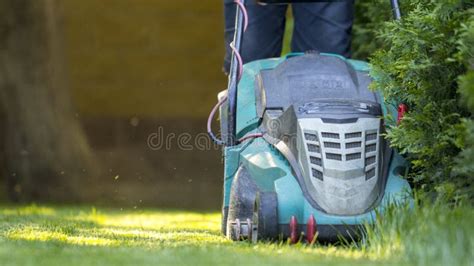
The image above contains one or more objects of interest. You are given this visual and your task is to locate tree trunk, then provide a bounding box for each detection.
[0,0,98,201]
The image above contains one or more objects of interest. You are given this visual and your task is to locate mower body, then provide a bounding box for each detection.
[219,52,412,242]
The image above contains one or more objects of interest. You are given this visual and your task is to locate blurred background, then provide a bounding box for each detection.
[0,0,381,210]
[0,0,228,209]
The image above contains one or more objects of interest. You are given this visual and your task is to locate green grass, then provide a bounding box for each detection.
[363,202,474,265]
[0,204,472,266]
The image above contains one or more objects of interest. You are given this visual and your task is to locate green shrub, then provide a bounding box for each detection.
[368,0,473,201]
[455,13,474,201]
[353,0,416,60]
[352,0,391,60]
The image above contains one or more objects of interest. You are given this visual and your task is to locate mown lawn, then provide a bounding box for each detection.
[0,204,472,265]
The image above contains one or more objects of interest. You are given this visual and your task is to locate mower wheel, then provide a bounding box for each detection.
[252,191,278,242]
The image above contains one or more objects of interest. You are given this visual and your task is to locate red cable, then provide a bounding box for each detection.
[234,0,249,32]
[230,42,244,80]
[207,96,228,145]
[238,133,264,143]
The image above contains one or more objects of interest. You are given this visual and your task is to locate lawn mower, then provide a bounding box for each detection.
[207,0,412,243]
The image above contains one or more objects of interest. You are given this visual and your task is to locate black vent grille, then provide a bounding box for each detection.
[304,133,318,141]
[312,168,323,181]
[346,152,361,161]
[345,132,362,139]
[366,143,376,152]
[322,132,340,139]
[310,156,322,166]
[366,132,377,141]
[366,168,376,180]
[346,141,361,149]
[307,144,320,153]
[365,156,376,166]
[324,142,341,149]
[326,153,342,161]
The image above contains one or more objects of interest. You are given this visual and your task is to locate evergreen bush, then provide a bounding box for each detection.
[455,13,474,202]
[356,0,474,201]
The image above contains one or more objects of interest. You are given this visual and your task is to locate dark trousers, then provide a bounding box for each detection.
[224,0,354,72]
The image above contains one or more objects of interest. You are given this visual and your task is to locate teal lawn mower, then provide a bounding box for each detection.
[207,0,412,243]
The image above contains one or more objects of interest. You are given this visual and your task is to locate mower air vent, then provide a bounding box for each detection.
[307,144,320,153]
[366,132,377,141]
[365,156,376,166]
[326,153,342,161]
[310,156,322,166]
[364,130,378,180]
[346,152,361,161]
[324,142,341,149]
[312,168,323,181]
[345,132,362,139]
[346,141,361,149]
[304,133,318,141]
[322,132,339,139]
[304,131,324,180]
[365,143,376,152]
[366,168,376,180]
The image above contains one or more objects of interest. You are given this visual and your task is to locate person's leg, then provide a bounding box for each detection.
[291,1,354,58]
[224,0,287,73]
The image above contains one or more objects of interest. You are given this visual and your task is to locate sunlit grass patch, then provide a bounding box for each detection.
[83,211,221,232]
[6,225,119,247]
[1,207,227,249]
[5,225,227,248]
[1,204,56,216]
[0,203,472,265]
